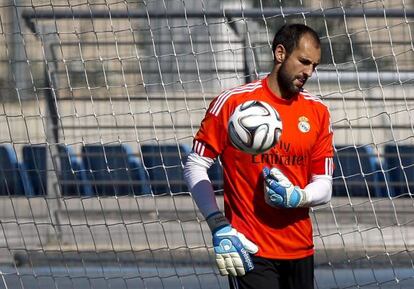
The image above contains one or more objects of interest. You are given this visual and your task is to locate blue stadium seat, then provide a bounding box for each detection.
[58,145,93,196]
[0,145,34,196]
[22,145,47,195]
[384,144,414,197]
[82,144,150,196]
[122,145,151,195]
[333,145,388,197]
[141,143,191,195]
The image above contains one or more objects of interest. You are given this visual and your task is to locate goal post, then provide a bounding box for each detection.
[0,1,413,289]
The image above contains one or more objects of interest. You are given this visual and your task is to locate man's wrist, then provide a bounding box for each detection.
[206,211,230,233]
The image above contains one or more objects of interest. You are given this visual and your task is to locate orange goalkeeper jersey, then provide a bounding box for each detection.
[193,76,334,259]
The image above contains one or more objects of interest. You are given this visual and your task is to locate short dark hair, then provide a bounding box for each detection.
[272,24,320,55]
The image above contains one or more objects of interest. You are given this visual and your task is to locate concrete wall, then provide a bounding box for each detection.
[1,195,413,267]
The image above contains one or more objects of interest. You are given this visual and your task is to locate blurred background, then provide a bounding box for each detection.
[0,0,413,288]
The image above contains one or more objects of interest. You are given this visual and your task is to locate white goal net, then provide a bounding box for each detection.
[0,1,413,288]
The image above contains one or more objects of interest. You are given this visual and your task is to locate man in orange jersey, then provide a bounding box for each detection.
[184,24,334,289]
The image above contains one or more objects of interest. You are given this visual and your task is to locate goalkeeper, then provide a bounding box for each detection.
[184,23,334,289]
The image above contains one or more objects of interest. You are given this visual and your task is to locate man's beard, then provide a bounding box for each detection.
[277,63,304,99]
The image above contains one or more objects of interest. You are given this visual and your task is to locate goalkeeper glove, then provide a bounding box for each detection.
[207,212,258,276]
[263,167,309,208]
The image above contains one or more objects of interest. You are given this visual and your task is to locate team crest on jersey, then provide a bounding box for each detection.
[298,116,310,133]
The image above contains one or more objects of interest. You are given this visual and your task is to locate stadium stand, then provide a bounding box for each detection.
[58,145,94,196]
[141,143,191,194]
[384,144,414,197]
[82,144,150,196]
[333,145,391,197]
[23,144,47,195]
[0,144,33,196]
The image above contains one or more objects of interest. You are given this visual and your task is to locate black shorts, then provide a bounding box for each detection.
[228,254,314,289]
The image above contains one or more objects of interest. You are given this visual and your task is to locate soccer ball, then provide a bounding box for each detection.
[228,100,282,155]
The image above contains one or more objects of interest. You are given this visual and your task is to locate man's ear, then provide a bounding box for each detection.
[274,44,286,63]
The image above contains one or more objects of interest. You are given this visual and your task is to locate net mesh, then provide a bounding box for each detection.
[0,1,413,288]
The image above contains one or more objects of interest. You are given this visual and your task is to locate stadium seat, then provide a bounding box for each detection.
[383,144,414,196]
[121,144,151,195]
[141,143,191,195]
[58,145,93,196]
[82,144,150,196]
[22,145,47,195]
[0,145,34,196]
[333,145,388,197]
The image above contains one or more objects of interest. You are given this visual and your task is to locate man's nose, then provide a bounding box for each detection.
[304,66,314,78]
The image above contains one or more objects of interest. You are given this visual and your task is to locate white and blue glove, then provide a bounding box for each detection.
[263,167,309,208]
[207,212,258,276]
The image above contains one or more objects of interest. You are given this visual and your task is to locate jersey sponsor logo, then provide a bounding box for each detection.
[298,116,311,133]
[251,141,307,165]
[251,153,307,166]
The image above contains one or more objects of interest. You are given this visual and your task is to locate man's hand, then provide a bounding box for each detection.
[263,167,308,208]
[206,211,258,276]
[212,224,259,276]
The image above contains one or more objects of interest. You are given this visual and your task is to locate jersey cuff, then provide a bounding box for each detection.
[311,156,334,176]
[193,140,218,159]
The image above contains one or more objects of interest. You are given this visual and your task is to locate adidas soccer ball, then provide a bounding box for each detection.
[228,100,282,155]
